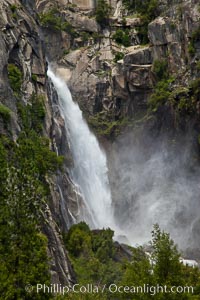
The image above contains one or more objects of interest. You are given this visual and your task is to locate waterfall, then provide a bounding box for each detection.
[47,68,116,230]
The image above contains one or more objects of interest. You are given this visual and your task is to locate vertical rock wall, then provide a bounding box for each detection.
[0,0,77,285]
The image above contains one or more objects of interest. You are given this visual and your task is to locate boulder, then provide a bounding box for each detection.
[71,14,99,32]
[124,46,152,65]
[126,65,153,89]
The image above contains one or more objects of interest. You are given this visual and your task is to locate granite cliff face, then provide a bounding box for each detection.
[0,0,76,285]
[0,0,200,284]
[39,0,200,130]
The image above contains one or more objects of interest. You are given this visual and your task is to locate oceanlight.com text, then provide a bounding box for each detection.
[25,283,194,296]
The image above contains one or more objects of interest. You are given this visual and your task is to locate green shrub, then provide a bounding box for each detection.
[92,228,115,263]
[113,29,131,47]
[65,222,91,257]
[150,78,200,119]
[81,31,90,42]
[65,222,122,290]
[0,123,63,299]
[189,78,200,101]
[16,131,64,177]
[95,0,111,26]
[191,27,200,42]
[136,18,149,44]
[122,0,159,44]
[151,224,181,285]
[65,222,200,299]
[17,93,45,134]
[122,17,126,26]
[7,64,22,94]
[39,8,60,29]
[92,32,103,43]
[188,42,195,57]
[10,4,17,12]
[0,104,11,122]
[63,49,70,56]
[148,59,173,110]
[0,89,64,299]
[196,60,200,71]
[148,78,174,111]
[13,95,63,189]
[170,87,196,115]
[152,59,169,81]
[0,94,65,298]
[189,27,200,57]
[114,51,125,62]
[88,111,129,138]
[170,22,176,30]
[123,0,158,17]
[10,4,18,19]
[39,8,76,36]
[31,74,37,82]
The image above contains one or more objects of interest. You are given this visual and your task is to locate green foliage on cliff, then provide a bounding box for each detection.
[0,92,64,299]
[64,222,122,298]
[10,4,18,19]
[16,94,64,176]
[39,8,76,36]
[149,59,174,111]
[148,77,174,110]
[17,93,45,134]
[169,87,195,115]
[123,0,158,18]
[0,104,11,122]
[188,27,200,57]
[151,224,181,285]
[189,78,200,97]
[0,137,51,299]
[88,111,128,138]
[152,59,169,81]
[31,73,38,82]
[7,63,23,95]
[118,224,200,300]
[173,78,200,115]
[149,70,200,120]
[114,51,125,62]
[122,0,158,44]
[62,223,200,300]
[112,29,131,47]
[95,0,111,26]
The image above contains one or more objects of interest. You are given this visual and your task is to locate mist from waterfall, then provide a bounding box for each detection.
[109,130,200,253]
[47,68,200,255]
[47,68,116,230]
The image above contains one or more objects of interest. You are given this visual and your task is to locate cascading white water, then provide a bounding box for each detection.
[47,68,116,230]
[47,68,200,251]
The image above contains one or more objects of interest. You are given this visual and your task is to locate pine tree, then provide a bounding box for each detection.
[0,161,51,299]
[151,224,181,285]
[95,0,111,26]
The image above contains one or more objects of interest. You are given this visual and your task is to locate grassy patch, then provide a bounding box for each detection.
[122,0,159,44]
[0,104,11,122]
[95,0,111,26]
[112,29,131,47]
[189,27,200,57]
[88,111,129,138]
[7,64,22,96]
[148,77,174,111]
[114,51,125,63]
[39,8,77,36]
[152,59,169,81]
[17,93,45,134]
[31,74,37,82]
